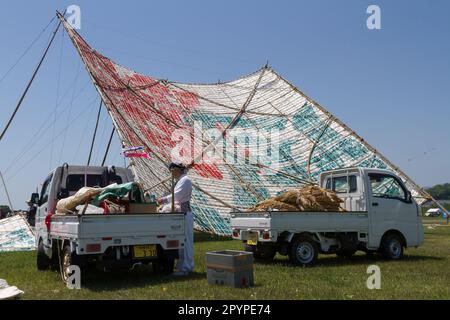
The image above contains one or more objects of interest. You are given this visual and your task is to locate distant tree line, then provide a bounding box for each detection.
[426,183,450,200]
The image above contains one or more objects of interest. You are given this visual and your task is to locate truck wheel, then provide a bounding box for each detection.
[336,249,356,258]
[61,245,73,283]
[289,236,318,266]
[380,234,404,260]
[37,240,50,270]
[61,245,83,283]
[152,258,175,275]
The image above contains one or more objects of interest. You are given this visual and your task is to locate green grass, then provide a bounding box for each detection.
[1,226,449,300]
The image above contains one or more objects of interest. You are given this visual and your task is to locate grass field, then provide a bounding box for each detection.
[0,219,449,300]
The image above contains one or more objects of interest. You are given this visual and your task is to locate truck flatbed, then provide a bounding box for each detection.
[50,213,185,254]
[231,211,368,234]
[230,167,424,266]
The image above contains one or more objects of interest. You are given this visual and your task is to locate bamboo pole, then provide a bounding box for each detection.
[171,175,175,213]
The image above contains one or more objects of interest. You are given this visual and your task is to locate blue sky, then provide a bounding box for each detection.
[0,0,449,209]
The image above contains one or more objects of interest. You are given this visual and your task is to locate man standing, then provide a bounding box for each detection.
[158,162,194,276]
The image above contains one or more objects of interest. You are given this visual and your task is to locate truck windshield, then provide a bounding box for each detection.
[326,175,357,193]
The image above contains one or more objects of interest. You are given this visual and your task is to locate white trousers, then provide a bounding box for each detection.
[176,211,194,272]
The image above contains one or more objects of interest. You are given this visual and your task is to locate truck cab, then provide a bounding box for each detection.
[230,167,424,266]
[320,167,424,249]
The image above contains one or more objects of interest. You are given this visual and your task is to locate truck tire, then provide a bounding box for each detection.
[152,258,175,275]
[380,233,404,260]
[61,245,83,283]
[61,245,72,283]
[289,236,318,266]
[37,240,50,271]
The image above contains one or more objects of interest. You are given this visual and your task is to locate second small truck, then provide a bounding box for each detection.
[230,167,424,266]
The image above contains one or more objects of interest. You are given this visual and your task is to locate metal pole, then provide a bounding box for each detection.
[87,100,102,166]
[101,128,115,166]
[171,175,175,213]
[0,170,14,212]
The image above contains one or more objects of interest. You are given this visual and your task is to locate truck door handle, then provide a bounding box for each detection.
[372,202,378,207]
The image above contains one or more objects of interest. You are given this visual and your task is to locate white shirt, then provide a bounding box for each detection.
[162,174,192,205]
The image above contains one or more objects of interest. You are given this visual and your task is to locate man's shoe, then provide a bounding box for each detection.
[172,271,189,276]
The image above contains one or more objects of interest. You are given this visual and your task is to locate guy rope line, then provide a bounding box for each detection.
[0,15,56,85]
[0,17,63,142]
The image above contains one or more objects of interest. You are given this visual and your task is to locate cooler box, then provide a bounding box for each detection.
[206,250,254,288]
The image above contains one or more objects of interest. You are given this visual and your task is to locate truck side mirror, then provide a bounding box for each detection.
[31,193,40,205]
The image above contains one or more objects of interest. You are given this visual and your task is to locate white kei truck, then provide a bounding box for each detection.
[31,164,185,283]
[230,167,424,266]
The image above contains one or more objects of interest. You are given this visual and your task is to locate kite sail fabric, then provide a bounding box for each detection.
[0,215,35,252]
[59,13,430,236]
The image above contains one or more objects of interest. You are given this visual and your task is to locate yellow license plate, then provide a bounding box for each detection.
[247,233,258,246]
[133,245,158,258]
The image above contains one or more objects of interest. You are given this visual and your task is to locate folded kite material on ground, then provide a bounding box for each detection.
[247,185,345,212]
[0,215,35,252]
[0,279,23,300]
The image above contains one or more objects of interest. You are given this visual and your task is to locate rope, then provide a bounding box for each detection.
[87,100,103,166]
[3,79,92,176]
[0,15,56,85]
[0,18,63,142]
[5,96,98,181]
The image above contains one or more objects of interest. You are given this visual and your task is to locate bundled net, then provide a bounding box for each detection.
[60,15,430,236]
[248,185,345,212]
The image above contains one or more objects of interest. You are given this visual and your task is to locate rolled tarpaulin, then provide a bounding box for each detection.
[91,182,144,206]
